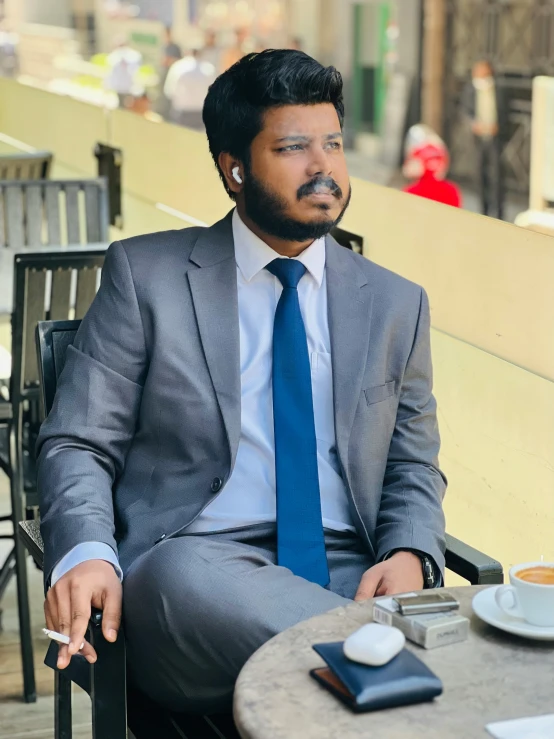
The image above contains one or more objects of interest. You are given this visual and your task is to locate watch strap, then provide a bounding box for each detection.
[381,549,440,589]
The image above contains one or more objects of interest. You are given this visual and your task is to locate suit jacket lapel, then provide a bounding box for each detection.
[325,237,373,470]
[188,212,241,469]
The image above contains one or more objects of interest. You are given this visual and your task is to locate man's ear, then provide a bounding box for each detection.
[219,152,243,195]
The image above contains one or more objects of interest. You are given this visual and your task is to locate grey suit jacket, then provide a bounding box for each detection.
[37,211,447,585]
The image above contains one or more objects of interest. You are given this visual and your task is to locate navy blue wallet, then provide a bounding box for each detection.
[310,642,443,713]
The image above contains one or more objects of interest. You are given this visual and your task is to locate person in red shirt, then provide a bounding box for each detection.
[402,124,462,208]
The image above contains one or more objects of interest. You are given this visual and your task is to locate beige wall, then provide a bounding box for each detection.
[109,109,231,227]
[530,76,554,211]
[0,79,107,177]
[433,330,554,569]
[341,184,554,381]
[1,79,553,578]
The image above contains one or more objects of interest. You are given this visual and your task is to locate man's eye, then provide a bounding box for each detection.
[278,144,303,152]
[326,141,341,150]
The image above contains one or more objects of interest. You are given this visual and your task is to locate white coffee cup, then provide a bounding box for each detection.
[495,562,554,628]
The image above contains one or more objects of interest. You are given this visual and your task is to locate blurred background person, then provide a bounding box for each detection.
[0,22,18,79]
[157,26,182,118]
[105,36,143,108]
[201,29,223,74]
[160,26,182,82]
[402,124,462,208]
[221,28,250,71]
[164,49,216,130]
[126,91,163,122]
[463,60,508,219]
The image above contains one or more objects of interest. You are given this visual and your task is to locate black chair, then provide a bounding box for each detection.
[0,177,109,249]
[0,251,105,703]
[0,151,53,181]
[20,319,503,738]
[94,143,123,229]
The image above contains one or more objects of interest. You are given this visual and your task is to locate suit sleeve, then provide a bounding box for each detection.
[37,241,148,587]
[375,288,447,573]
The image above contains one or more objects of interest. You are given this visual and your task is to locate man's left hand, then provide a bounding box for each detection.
[354,551,424,601]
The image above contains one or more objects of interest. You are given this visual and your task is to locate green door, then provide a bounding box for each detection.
[352,1,392,135]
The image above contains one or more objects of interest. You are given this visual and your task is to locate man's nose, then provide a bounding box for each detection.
[306,145,332,179]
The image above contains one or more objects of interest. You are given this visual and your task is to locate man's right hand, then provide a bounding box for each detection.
[45,560,122,669]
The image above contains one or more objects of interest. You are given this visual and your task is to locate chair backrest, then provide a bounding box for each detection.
[17,319,81,566]
[331,226,364,254]
[0,177,109,249]
[36,320,81,416]
[0,151,53,181]
[10,250,104,404]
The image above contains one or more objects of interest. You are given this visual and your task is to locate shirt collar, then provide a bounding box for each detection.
[232,209,325,287]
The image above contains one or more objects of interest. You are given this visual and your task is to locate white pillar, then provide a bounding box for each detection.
[529,76,554,212]
[4,0,24,27]
[421,0,445,134]
[172,0,190,48]
[396,0,421,78]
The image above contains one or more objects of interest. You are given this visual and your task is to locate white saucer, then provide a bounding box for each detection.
[472,586,554,641]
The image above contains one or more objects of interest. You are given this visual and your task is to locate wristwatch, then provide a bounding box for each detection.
[382,549,440,589]
[418,553,439,589]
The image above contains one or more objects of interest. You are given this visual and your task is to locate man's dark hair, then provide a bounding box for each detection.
[203,49,344,200]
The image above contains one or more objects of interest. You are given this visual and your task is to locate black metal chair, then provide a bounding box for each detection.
[20,319,503,738]
[0,151,53,181]
[0,178,109,249]
[0,251,105,704]
[94,143,123,229]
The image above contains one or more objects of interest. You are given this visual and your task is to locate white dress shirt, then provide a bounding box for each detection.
[51,211,354,585]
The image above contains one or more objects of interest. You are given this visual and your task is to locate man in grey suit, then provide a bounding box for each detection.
[38,49,446,714]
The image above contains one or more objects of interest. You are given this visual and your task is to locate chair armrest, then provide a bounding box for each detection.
[44,640,91,694]
[44,607,128,737]
[445,533,504,585]
[89,608,128,737]
[18,519,44,570]
[44,610,109,695]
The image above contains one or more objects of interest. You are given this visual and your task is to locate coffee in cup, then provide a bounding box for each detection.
[495,562,554,628]
[516,566,554,586]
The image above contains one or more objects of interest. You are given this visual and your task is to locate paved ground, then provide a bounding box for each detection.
[0,471,93,738]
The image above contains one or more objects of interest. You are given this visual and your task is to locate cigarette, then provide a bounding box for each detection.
[43,628,85,650]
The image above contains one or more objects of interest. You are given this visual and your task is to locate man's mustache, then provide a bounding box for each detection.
[297,176,343,201]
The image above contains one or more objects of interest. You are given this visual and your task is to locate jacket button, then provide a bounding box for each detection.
[211,477,223,493]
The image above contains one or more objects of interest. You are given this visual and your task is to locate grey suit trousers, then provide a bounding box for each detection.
[123,524,373,714]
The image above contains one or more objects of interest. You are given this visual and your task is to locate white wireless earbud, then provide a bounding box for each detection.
[232,166,243,184]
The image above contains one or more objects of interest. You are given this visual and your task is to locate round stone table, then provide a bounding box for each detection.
[234,586,554,739]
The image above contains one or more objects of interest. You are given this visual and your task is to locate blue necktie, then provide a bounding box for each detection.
[266,258,330,587]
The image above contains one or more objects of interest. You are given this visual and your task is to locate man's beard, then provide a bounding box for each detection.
[242,169,352,243]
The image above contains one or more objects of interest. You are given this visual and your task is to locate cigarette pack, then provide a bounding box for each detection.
[372,593,470,649]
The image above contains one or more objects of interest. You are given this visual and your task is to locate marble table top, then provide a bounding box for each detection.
[234,586,554,739]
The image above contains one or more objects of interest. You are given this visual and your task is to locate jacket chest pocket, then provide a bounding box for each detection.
[358,381,398,458]
[364,380,397,407]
